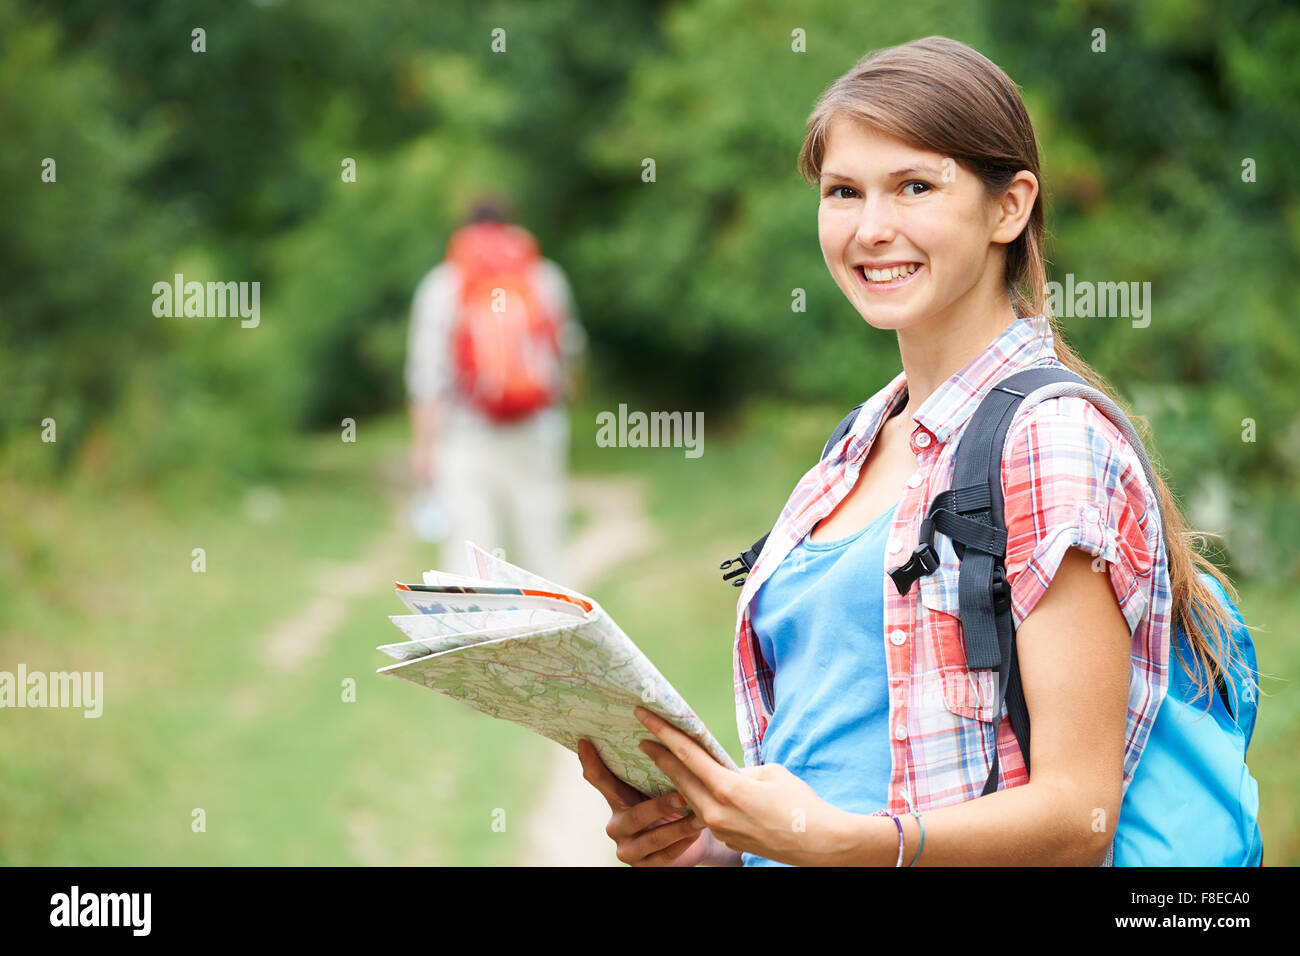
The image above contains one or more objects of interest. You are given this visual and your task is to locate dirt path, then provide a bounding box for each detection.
[517,474,658,867]
[232,464,414,720]
[263,501,410,675]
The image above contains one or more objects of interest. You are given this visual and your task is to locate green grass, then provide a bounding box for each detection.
[1,398,1295,865]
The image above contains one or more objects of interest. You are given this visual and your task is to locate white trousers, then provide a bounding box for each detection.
[436,403,569,583]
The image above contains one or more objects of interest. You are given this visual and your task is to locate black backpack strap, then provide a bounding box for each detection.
[891,364,1212,795]
[960,370,1240,794]
[822,401,868,460]
[954,367,1086,794]
[719,401,867,587]
[977,379,1237,723]
[889,366,1091,795]
[720,533,770,587]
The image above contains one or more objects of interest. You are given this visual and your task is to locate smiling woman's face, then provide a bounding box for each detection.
[817,114,1006,335]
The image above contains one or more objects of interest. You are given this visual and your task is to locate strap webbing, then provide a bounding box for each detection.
[947,367,1098,793]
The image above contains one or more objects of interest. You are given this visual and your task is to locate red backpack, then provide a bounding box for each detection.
[444,221,565,422]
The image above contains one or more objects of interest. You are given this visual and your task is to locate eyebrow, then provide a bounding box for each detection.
[820,165,944,182]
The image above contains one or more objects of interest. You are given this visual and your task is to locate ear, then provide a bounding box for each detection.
[991,170,1039,245]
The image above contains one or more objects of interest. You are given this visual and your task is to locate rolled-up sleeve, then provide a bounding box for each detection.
[1000,395,1173,792]
[1001,397,1159,632]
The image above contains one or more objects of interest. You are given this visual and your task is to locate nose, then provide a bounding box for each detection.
[853,193,898,248]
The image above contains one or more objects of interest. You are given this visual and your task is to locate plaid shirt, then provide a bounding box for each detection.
[732,314,1172,818]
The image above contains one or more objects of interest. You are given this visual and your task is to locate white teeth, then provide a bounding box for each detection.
[864,263,919,282]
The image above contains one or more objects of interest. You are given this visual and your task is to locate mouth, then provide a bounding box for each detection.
[854,262,923,292]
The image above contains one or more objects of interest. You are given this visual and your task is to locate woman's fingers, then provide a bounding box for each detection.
[606,791,691,841]
[577,739,646,810]
[579,738,708,865]
[617,812,708,865]
[633,833,700,867]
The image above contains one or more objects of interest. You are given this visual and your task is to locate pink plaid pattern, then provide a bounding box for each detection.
[732,314,1172,816]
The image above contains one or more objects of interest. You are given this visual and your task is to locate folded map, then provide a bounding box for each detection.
[378,541,738,796]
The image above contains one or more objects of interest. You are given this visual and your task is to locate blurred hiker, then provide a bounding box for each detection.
[406,195,586,581]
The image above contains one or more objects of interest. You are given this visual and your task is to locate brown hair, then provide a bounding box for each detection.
[797,36,1257,712]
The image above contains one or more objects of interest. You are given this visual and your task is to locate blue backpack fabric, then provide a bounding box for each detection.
[721,366,1263,866]
[1113,572,1262,865]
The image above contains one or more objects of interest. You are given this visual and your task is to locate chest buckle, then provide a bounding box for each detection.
[889,511,943,595]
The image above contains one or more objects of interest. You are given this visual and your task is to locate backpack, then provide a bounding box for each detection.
[444,221,565,422]
[720,366,1263,866]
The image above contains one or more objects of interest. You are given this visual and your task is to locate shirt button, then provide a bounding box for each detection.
[914,432,932,448]
[889,629,907,646]
[907,473,923,488]
[1084,506,1101,523]
[886,537,903,554]
[894,723,908,740]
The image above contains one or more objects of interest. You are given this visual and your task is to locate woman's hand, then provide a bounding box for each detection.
[577,739,724,866]
[633,706,858,866]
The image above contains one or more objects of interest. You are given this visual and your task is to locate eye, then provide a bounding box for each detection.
[903,180,932,196]
[824,184,858,200]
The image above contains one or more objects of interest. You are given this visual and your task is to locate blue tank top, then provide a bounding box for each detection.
[741,500,898,867]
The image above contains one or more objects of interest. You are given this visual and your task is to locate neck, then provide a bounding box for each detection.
[893,283,1019,424]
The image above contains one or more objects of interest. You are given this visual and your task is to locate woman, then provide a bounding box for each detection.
[578,35,1248,866]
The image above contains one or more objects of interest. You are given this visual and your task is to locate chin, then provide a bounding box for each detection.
[851,300,927,333]
[860,316,913,333]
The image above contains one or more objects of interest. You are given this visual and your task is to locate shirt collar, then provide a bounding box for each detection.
[905,313,1056,447]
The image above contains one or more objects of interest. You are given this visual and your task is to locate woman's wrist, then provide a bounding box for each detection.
[831,809,900,866]
[682,812,896,866]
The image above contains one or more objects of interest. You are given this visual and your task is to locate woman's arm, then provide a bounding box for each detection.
[635,545,1130,865]
[835,545,1130,865]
